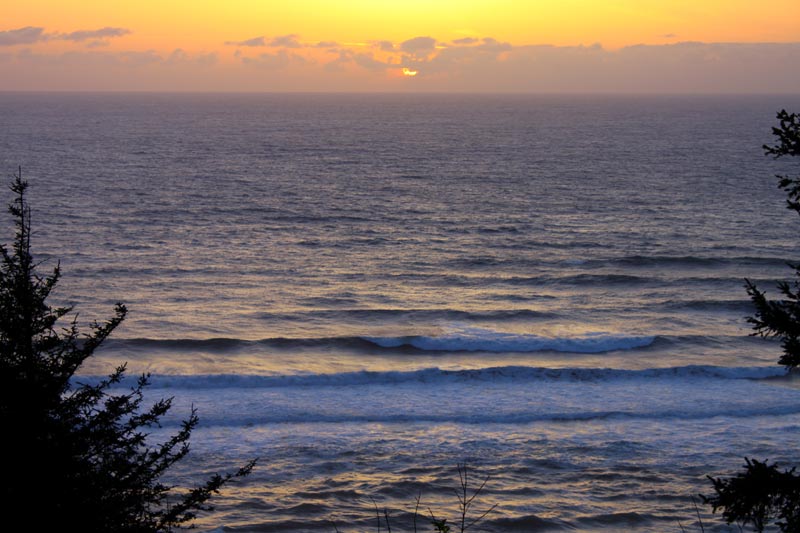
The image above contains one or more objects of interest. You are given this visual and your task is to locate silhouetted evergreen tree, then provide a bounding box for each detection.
[0,171,254,532]
[746,110,800,369]
[704,111,800,532]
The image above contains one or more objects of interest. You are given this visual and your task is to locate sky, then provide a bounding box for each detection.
[1,0,799,93]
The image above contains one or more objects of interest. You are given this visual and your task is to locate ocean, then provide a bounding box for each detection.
[2,92,800,531]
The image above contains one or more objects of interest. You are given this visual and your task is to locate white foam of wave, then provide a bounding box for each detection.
[365,326,655,353]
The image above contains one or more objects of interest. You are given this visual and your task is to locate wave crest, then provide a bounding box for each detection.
[365,328,655,353]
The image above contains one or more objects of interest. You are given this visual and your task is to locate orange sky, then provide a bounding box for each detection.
[1,1,799,92]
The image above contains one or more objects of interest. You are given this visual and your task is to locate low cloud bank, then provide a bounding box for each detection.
[1,28,798,92]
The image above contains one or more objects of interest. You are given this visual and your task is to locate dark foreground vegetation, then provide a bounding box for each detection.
[0,171,254,532]
[702,110,800,532]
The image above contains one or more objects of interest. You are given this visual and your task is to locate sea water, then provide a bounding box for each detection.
[2,93,800,531]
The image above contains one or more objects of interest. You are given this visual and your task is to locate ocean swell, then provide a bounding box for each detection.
[364,328,655,353]
[76,364,786,390]
[109,328,657,354]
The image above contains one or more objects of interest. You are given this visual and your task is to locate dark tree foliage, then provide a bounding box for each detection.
[703,111,800,532]
[746,110,800,369]
[0,171,254,532]
[705,458,800,533]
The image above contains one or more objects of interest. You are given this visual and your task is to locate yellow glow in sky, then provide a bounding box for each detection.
[2,1,799,92]
[6,0,800,52]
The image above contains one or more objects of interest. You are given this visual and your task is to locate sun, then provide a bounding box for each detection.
[402,67,418,77]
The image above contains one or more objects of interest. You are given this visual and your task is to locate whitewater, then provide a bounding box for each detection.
[2,93,800,531]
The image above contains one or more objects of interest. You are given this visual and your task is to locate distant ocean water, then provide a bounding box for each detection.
[2,92,800,531]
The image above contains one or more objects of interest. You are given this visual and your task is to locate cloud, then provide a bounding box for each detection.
[475,37,512,52]
[163,48,216,66]
[269,34,302,48]
[409,36,513,78]
[322,49,350,71]
[0,27,47,46]
[2,35,799,93]
[12,48,159,68]
[116,50,162,67]
[352,52,391,71]
[226,34,303,48]
[195,52,218,66]
[322,48,356,71]
[241,49,306,69]
[321,46,398,72]
[0,26,131,47]
[15,48,214,68]
[461,41,800,93]
[225,36,266,47]
[166,48,190,63]
[400,36,437,56]
[59,27,130,42]
[0,48,225,91]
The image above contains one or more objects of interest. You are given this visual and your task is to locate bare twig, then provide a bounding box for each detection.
[453,463,495,532]
[464,503,498,531]
[413,491,421,533]
[429,508,450,532]
[371,497,380,533]
[384,508,392,533]
[458,464,468,532]
[691,496,706,533]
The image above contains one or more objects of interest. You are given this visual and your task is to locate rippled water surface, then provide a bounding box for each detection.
[2,93,800,531]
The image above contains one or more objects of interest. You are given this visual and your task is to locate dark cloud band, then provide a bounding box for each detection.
[0,26,131,46]
[0,27,46,46]
[59,27,131,42]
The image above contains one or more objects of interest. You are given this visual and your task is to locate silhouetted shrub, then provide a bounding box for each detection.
[0,171,254,532]
[705,458,800,532]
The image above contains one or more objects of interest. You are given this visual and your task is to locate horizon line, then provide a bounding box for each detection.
[2,89,800,97]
